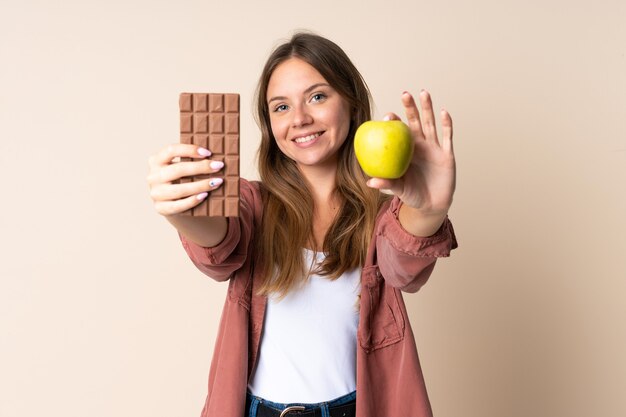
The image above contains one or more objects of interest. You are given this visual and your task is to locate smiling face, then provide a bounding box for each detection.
[266,57,351,172]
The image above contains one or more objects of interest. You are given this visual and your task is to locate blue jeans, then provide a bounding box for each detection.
[245,390,357,417]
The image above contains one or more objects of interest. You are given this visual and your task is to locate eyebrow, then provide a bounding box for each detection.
[268,83,331,104]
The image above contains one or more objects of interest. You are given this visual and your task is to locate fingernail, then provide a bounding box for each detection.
[210,161,224,170]
[196,192,208,200]
[383,114,391,121]
[209,178,223,187]
[198,147,211,157]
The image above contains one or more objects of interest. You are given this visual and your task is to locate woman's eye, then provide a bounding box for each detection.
[311,93,326,102]
[274,104,289,112]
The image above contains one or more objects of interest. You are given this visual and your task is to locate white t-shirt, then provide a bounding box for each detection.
[247,249,361,403]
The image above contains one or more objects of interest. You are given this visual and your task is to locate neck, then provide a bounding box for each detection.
[297,162,343,251]
[298,163,338,207]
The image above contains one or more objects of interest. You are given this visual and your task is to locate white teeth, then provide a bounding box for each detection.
[294,132,321,143]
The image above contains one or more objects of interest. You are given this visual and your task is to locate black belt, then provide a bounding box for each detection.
[254,400,356,417]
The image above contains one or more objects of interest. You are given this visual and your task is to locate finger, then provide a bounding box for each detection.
[419,90,440,147]
[155,159,224,184]
[401,91,424,139]
[383,112,401,121]
[366,177,405,196]
[150,177,224,202]
[153,143,212,167]
[154,192,210,216]
[441,108,454,153]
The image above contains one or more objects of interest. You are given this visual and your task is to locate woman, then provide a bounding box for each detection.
[147,32,458,417]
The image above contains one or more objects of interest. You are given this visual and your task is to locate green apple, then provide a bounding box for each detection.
[354,120,414,179]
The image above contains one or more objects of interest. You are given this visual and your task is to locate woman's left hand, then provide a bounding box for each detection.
[367,90,456,219]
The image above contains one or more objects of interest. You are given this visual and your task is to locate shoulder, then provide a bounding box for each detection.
[240,177,260,193]
[374,194,395,223]
[240,178,263,203]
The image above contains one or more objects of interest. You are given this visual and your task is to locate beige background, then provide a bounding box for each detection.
[1,0,625,416]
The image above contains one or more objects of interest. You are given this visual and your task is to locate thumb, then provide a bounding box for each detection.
[366,177,405,196]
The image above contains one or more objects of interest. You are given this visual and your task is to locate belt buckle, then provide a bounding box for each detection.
[279,405,306,417]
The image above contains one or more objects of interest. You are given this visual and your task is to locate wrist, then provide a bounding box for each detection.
[398,204,448,237]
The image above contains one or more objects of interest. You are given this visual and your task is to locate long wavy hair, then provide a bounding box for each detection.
[254,32,389,299]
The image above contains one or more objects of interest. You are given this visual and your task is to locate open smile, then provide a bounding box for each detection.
[292,131,324,144]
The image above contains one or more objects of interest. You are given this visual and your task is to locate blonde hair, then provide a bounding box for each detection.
[254,32,389,299]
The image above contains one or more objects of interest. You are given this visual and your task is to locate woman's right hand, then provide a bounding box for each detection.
[147,143,225,217]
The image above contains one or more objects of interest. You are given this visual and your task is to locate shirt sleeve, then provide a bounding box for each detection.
[178,179,259,282]
[375,197,458,293]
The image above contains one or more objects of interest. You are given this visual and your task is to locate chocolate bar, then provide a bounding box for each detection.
[179,93,240,217]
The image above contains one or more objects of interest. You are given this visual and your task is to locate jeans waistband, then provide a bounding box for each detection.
[245,390,356,417]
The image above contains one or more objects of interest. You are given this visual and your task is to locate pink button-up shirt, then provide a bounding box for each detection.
[179,179,458,417]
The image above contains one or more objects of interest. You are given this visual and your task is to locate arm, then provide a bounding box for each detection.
[147,143,259,281]
[376,197,458,293]
[178,179,259,282]
[166,215,228,248]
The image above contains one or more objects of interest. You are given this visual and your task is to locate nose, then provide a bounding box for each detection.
[291,104,313,128]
